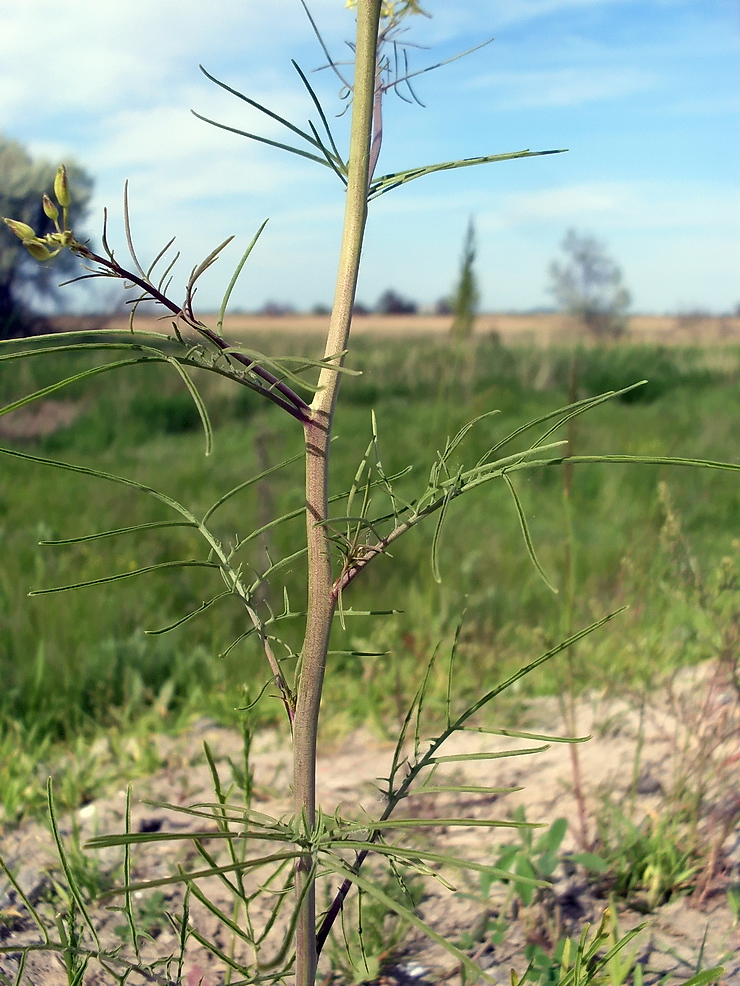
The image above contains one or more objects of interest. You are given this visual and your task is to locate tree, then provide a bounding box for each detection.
[549,228,630,339]
[375,287,417,314]
[0,135,92,336]
[450,217,479,340]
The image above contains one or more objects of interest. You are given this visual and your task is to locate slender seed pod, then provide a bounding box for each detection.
[3,218,37,241]
[23,239,53,261]
[54,165,71,207]
[43,194,59,222]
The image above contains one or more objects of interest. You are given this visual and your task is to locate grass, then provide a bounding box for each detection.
[0,334,738,825]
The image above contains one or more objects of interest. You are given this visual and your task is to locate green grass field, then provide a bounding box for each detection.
[1,334,738,823]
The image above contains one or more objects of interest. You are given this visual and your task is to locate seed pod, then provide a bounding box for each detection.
[3,218,37,241]
[54,165,71,207]
[23,239,53,261]
[42,194,59,222]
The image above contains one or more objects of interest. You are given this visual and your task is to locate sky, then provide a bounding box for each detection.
[0,0,738,315]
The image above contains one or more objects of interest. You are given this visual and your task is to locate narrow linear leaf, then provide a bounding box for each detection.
[199,64,320,147]
[503,471,558,593]
[146,590,232,635]
[431,488,452,584]
[192,112,329,168]
[430,744,550,764]
[465,726,590,744]
[678,970,726,986]
[97,851,302,900]
[39,520,196,545]
[0,445,196,523]
[188,235,235,286]
[0,357,162,418]
[415,785,523,795]
[29,560,220,595]
[370,148,567,199]
[477,385,645,466]
[202,449,305,523]
[326,841,544,886]
[217,220,269,336]
[46,779,100,948]
[291,60,345,166]
[165,357,213,456]
[355,817,542,830]
[322,859,494,983]
[560,453,740,472]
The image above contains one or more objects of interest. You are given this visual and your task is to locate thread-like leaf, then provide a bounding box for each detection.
[46,779,100,948]
[202,449,305,524]
[193,111,329,168]
[0,356,162,419]
[146,590,231,635]
[39,520,196,545]
[164,356,213,456]
[29,559,220,595]
[503,471,559,593]
[321,859,494,983]
[217,220,269,336]
[369,148,567,199]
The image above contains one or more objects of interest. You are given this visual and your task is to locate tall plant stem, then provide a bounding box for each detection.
[293,4,381,984]
[560,350,590,849]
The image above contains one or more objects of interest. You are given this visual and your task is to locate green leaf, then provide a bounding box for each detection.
[679,969,726,986]
[29,559,220,595]
[322,858,495,983]
[369,147,567,199]
[96,850,302,900]
[0,356,162,419]
[0,444,197,522]
[430,744,550,763]
[46,779,100,948]
[164,357,213,456]
[146,590,232,634]
[202,449,305,524]
[503,472,558,593]
[38,520,196,545]
[217,220,269,336]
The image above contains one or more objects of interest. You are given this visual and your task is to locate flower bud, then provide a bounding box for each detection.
[3,218,37,241]
[54,165,71,207]
[23,239,53,261]
[42,194,59,222]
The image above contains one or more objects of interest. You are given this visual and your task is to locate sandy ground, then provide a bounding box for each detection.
[1,661,739,985]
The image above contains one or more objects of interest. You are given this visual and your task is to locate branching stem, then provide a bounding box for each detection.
[293,4,381,984]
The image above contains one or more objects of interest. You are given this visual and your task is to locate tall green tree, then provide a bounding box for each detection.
[450,217,479,340]
[0,136,92,336]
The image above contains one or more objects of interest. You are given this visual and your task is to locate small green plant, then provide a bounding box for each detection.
[595,803,702,912]
[0,2,737,984]
[326,866,425,984]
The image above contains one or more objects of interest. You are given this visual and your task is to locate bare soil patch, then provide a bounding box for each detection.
[1,661,739,985]
[0,399,81,440]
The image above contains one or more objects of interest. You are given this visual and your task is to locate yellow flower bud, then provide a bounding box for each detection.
[3,218,37,241]
[54,165,71,207]
[23,239,53,261]
[42,194,59,222]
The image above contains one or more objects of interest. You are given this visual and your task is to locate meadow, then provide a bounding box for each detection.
[0,331,738,825]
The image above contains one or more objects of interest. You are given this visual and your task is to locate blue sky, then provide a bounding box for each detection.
[1,0,737,315]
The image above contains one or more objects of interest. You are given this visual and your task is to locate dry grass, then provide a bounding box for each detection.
[55,312,740,348]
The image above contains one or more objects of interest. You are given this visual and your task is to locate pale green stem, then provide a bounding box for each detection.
[293,4,382,985]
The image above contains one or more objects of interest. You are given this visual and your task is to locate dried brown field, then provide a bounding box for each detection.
[54,312,740,347]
